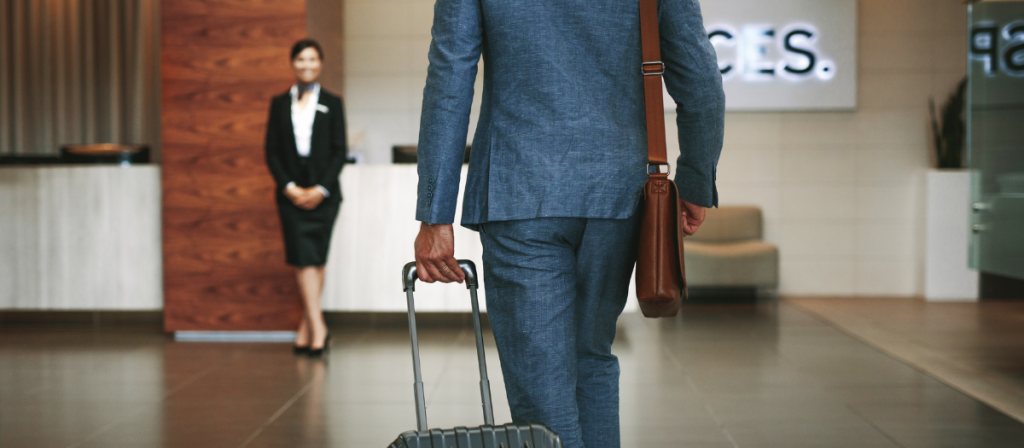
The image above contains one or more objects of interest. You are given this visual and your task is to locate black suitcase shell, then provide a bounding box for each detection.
[390,423,561,448]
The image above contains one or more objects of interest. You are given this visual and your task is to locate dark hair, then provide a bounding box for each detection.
[290,39,324,61]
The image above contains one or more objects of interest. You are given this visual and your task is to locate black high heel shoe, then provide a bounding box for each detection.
[307,332,331,358]
[293,344,310,355]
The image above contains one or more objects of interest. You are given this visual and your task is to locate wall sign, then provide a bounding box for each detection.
[967,5,1024,109]
[970,19,1024,77]
[666,0,857,111]
[708,23,836,83]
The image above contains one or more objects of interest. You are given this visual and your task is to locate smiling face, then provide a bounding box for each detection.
[292,47,322,85]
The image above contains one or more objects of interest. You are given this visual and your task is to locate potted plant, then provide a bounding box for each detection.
[924,77,978,301]
[929,79,967,169]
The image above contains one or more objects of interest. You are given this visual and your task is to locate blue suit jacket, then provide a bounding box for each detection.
[416,0,725,228]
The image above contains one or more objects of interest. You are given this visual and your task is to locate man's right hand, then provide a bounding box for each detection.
[680,200,706,236]
[414,223,466,284]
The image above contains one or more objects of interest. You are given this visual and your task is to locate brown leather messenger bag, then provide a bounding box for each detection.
[634,0,687,318]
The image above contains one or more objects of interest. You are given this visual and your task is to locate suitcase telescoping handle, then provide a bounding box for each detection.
[402,260,494,432]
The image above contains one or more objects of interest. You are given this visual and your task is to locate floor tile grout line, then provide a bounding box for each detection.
[695,381,741,448]
[424,327,472,406]
[782,301,943,372]
[846,404,908,448]
[784,299,1024,425]
[671,337,737,442]
[64,416,129,448]
[238,377,318,448]
[162,362,231,399]
[702,402,724,427]
[659,342,686,373]
[719,427,740,448]
[64,358,228,448]
[683,359,740,448]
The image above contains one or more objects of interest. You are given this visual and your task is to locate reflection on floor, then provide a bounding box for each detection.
[3,302,1024,448]
[787,297,1024,425]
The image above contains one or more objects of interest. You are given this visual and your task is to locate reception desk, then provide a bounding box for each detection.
[1,165,639,313]
[0,165,162,309]
[315,163,638,310]
[322,165,486,312]
[314,165,642,313]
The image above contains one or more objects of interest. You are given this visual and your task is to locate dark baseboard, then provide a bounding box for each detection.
[324,311,489,328]
[0,310,488,329]
[0,310,163,327]
[980,272,1024,300]
[685,287,762,304]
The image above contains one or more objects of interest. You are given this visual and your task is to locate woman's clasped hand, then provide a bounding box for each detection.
[285,184,325,210]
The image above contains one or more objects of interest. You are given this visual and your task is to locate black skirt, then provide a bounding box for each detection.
[276,160,341,267]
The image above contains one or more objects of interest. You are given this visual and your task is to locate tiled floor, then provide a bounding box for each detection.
[3,302,1024,447]
[787,297,1024,424]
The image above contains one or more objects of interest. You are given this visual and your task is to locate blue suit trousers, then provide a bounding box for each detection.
[479,213,641,448]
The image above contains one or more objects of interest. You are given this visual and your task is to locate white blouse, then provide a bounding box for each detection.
[290,83,320,158]
[286,83,329,198]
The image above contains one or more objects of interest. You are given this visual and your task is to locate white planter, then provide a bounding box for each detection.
[924,169,979,301]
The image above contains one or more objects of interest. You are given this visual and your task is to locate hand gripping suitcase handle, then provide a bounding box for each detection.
[401,260,493,432]
[402,260,479,292]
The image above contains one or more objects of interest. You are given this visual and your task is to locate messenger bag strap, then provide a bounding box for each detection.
[638,0,669,174]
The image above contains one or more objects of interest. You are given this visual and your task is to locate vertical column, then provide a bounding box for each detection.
[161,0,307,331]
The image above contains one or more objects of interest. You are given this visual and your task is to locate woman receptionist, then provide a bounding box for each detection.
[264,39,347,357]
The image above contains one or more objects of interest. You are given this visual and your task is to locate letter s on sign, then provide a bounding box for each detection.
[778,24,835,81]
[1003,21,1024,76]
[783,29,816,74]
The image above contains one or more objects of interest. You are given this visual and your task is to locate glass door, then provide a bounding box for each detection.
[968,2,1024,280]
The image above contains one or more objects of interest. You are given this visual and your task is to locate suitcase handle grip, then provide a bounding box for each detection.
[403,259,479,292]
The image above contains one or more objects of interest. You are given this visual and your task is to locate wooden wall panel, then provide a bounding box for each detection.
[307,0,344,94]
[162,0,306,331]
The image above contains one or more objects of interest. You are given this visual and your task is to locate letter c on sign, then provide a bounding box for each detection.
[708,26,738,79]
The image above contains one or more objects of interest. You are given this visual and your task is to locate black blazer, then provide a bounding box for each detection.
[264,88,348,200]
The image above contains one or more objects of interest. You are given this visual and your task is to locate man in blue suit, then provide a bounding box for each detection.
[413,0,724,446]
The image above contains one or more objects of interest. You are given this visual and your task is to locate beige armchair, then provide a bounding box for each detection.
[685,206,779,289]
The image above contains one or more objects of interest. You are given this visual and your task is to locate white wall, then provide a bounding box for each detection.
[343,0,483,163]
[343,0,970,296]
[696,0,966,296]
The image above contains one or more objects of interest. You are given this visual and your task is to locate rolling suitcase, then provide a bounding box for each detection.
[389,260,563,448]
